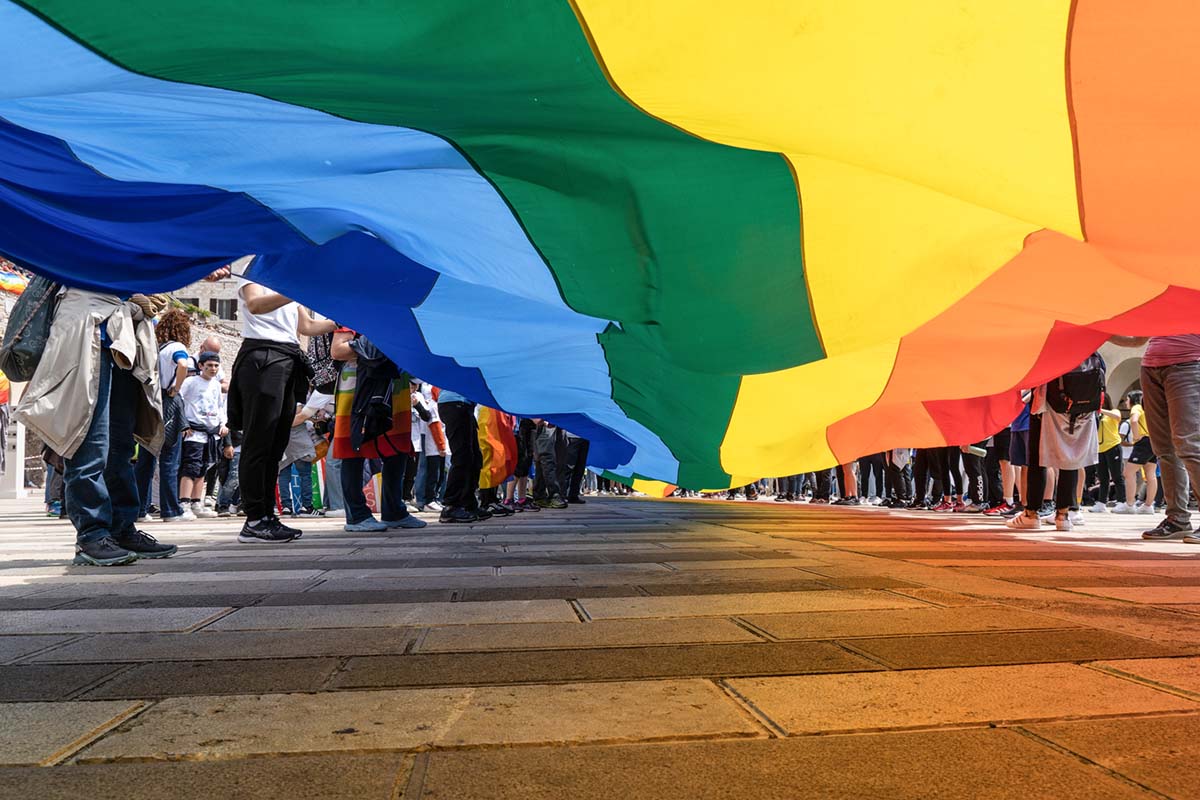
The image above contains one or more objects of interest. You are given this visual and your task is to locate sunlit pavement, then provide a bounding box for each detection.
[1,494,1198,799]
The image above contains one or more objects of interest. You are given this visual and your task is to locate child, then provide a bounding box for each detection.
[178,351,227,519]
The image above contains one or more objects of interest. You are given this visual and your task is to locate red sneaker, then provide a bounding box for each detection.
[983,502,1011,516]
[930,500,954,512]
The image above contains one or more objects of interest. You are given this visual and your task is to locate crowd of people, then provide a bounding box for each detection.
[8,260,1200,565]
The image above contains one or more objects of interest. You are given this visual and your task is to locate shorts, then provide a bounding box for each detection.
[991,428,1012,460]
[180,441,212,478]
[1008,430,1030,468]
[1128,437,1157,465]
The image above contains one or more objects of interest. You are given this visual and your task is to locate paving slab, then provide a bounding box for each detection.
[1027,714,1200,799]
[636,579,833,595]
[332,641,875,688]
[1,753,410,800]
[83,657,342,699]
[580,590,928,620]
[455,585,643,601]
[741,606,1084,640]
[1068,586,1200,604]
[0,701,144,765]
[665,558,829,571]
[726,664,1198,734]
[79,680,759,761]
[843,629,1186,669]
[0,634,76,663]
[208,600,578,630]
[885,587,992,606]
[416,728,1148,800]
[0,607,230,634]
[0,663,124,701]
[1093,655,1200,696]
[419,618,759,652]
[32,580,322,597]
[129,569,328,583]
[29,628,421,663]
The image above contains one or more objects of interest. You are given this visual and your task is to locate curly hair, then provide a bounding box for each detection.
[155,308,192,348]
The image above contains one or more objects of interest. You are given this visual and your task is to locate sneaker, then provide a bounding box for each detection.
[773,495,788,503]
[384,515,428,529]
[1183,533,1200,544]
[984,502,1013,517]
[1137,503,1155,515]
[344,517,389,532]
[1088,502,1107,513]
[1111,502,1135,514]
[426,501,445,513]
[267,516,303,539]
[297,507,325,517]
[73,536,138,566]
[1141,519,1193,540]
[191,503,218,519]
[203,496,216,508]
[322,507,346,518]
[1006,511,1042,529]
[930,500,954,512]
[216,507,232,518]
[538,497,568,510]
[136,513,150,523]
[179,506,197,521]
[832,496,860,506]
[238,518,298,543]
[567,497,587,504]
[952,500,968,513]
[474,506,494,520]
[147,504,160,516]
[486,502,515,517]
[1039,501,1055,516]
[956,503,986,514]
[1000,503,1025,518]
[1038,507,1056,521]
[514,498,540,512]
[160,513,189,524]
[439,506,478,524]
[810,497,829,504]
[1055,513,1073,532]
[1068,510,1085,526]
[114,529,177,559]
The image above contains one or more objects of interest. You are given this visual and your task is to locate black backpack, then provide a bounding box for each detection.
[1047,353,1105,420]
[0,274,61,382]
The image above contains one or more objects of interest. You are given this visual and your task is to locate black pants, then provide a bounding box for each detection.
[984,443,1005,504]
[563,436,590,500]
[232,348,302,522]
[1026,414,1078,511]
[857,453,885,498]
[1096,446,1125,503]
[534,424,567,500]
[885,460,912,501]
[814,469,832,501]
[402,452,418,501]
[962,444,986,504]
[935,446,962,498]
[439,401,481,512]
[515,419,536,478]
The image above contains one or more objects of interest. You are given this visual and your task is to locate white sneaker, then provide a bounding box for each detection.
[203,496,216,508]
[322,507,346,518]
[1006,512,1042,529]
[136,514,150,523]
[161,512,190,523]
[1068,510,1085,526]
[1088,502,1106,513]
[1056,514,1073,532]
[1112,502,1135,514]
[193,505,218,519]
[1137,503,1155,514]
[426,501,444,513]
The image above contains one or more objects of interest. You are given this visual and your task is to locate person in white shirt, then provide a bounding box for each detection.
[178,352,227,519]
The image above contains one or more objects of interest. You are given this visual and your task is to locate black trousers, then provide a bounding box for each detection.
[885,461,912,501]
[439,400,481,512]
[1096,446,1125,503]
[912,449,934,503]
[232,348,302,522]
[563,436,590,500]
[962,444,986,504]
[814,469,832,501]
[935,446,962,498]
[984,443,1005,504]
[857,453,885,498]
[534,424,567,500]
[1026,413,1078,511]
[515,419,536,478]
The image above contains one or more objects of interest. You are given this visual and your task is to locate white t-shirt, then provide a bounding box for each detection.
[179,374,226,444]
[238,278,298,344]
[300,389,334,421]
[157,340,191,390]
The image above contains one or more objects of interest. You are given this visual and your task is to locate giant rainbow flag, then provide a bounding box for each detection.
[1,1,1198,489]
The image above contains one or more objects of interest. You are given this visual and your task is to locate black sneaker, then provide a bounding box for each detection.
[1142,519,1193,540]
[439,506,478,524]
[832,496,861,506]
[474,506,494,520]
[114,530,177,559]
[543,496,568,510]
[567,496,587,504]
[487,502,514,517]
[74,536,138,566]
[238,519,298,543]
[265,515,303,539]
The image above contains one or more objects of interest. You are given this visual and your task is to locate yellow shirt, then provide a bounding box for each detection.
[1098,415,1121,453]
[1131,404,1149,440]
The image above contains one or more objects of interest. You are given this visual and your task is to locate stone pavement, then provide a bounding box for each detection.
[1,496,1198,799]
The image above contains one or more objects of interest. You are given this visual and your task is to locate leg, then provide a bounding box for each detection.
[158,392,184,519]
[277,465,294,514]
[323,455,344,512]
[217,450,241,510]
[1155,362,1200,527]
[234,350,295,523]
[64,349,114,544]
[379,454,412,522]
[297,460,314,510]
[338,456,371,524]
[134,448,156,517]
[438,401,477,511]
[105,365,143,537]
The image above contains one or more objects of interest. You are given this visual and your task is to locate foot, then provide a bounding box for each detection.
[474,506,494,520]
[1111,502,1135,514]
[832,496,860,506]
[191,503,218,519]
[1141,519,1193,540]
[1088,502,1107,513]
[74,536,138,566]
[383,515,428,529]
[297,507,325,517]
[1006,511,1042,529]
[956,503,986,514]
[485,502,514,517]
[439,506,478,524]
[238,518,298,543]
[930,500,954,512]
[268,516,303,539]
[1137,503,1155,515]
[344,516,389,532]
[1067,510,1085,526]
[1055,512,1073,532]
[426,501,445,513]
[114,529,177,559]
[983,502,1013,516]
[1183,533,1200,544]
[514,498,540,512]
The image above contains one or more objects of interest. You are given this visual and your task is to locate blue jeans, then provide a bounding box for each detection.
[217,450,241,510]
[322,455,344,511]
[278,461,313,513]
[64,348,141,545]
[158,390,184,519]
[340,454,409,524]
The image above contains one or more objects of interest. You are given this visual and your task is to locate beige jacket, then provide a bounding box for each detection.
[16,289,164,459]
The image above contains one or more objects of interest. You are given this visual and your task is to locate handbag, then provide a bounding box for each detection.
[0,274,61,381]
